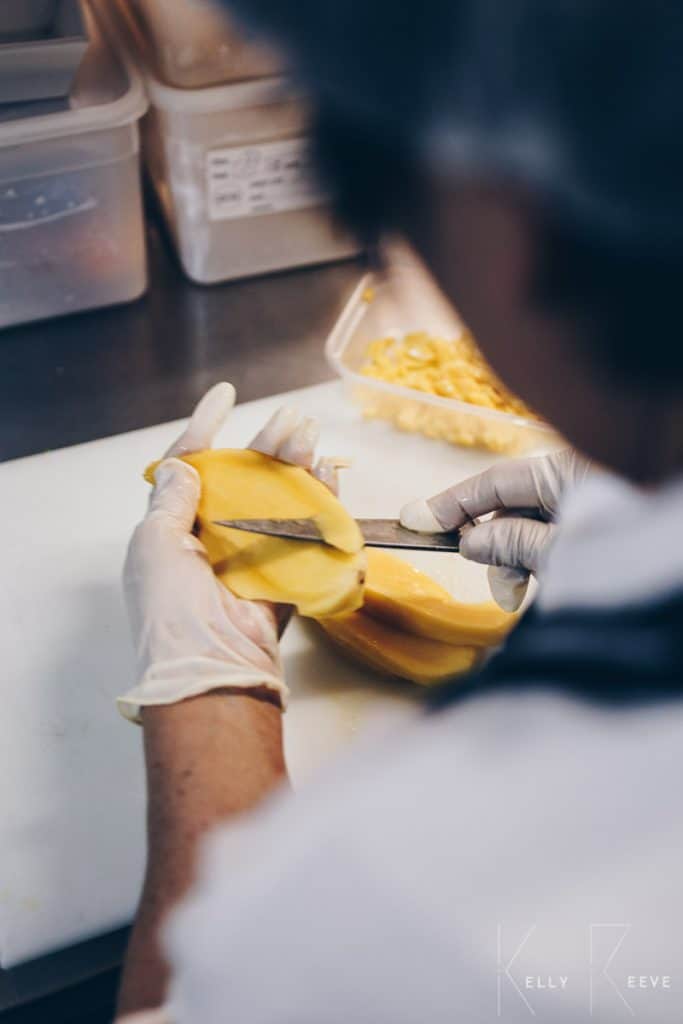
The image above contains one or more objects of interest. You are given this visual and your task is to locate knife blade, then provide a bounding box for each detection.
[212,517,460,552]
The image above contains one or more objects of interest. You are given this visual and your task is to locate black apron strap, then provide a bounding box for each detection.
[431,589,683,711]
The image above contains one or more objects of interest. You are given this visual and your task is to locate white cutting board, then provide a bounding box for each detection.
[0,381,507,967]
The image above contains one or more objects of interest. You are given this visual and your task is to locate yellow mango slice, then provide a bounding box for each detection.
[362,548,516,646]
[145,449,366,617]
[318,610,479,685]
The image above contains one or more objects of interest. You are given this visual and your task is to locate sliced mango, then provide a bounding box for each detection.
[145,449,365,617]
[362,548,516,646]
[318,610,479,685]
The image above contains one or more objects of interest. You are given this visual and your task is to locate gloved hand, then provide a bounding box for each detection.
[400,449,591,612]
[120,383,341,723]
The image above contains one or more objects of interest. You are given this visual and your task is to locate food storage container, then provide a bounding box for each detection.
[326,252,559,454]
[0,97,70,124]
[101,0,358,283]
[142,74,359,282]
[0,0,148,330]
[0,0,57,40]
[0,0,89,104]
[126,0,281,89]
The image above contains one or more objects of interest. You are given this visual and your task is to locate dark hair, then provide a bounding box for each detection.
[310,104,419,247]
[225,0,683,385]
[535,216,683,386]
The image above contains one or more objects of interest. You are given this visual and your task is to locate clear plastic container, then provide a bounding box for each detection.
[142,75,359,282]
[126,0,281,89]
[0,0,148,329]
[326,251,558,454]
[102,0,358,284]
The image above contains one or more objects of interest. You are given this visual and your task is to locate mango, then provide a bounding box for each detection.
[362,548,516,646]
[145,449,366,618]
[318,610,479,685]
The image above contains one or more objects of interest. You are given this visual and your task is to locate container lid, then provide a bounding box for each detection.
[145,71,292,115]
[0,0,148,150]
[104,0,298,115]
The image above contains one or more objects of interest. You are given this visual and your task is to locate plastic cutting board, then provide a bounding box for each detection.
[0,381,509,966]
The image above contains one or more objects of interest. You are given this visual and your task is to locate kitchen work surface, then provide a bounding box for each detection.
[0,209,361,463]
[0,380,510,970]
[0,206,362,1021]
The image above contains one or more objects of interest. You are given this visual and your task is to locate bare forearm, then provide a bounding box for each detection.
[117,690,287,1017]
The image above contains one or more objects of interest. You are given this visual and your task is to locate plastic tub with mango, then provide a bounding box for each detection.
[326,248,559,455]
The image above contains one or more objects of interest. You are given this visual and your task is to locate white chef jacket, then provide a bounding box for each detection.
[123,471,683,1024]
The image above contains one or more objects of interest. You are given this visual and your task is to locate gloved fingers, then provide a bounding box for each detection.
[164,382,236,458]
[251,405,335,473]
[248,405,301,456]
[400,451,576,533]
[147,458,201,531]
[312,455,351,496]
[459,514,557,574]
[554,447,593,489]
[487,565,531,613]
[277,416,320,468]
[312,456,338,494]
[124,463,209,636]
[430,457,561,529]
[249,407,352,493]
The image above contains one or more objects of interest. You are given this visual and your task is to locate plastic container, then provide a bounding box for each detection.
[0,0,89,104]
[102,0,359,283]
[102,0,358,283]
[0,97,70,124]
[0,1,57,40]
[326,252,558,454]
[141,72,359,282]
[126,0,281,89]
[0,0,148,330]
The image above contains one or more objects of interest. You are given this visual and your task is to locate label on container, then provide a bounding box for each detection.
[206,136,326,221]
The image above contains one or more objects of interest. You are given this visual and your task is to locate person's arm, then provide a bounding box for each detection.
[117,691,285,1016]
[116,384,339,1018]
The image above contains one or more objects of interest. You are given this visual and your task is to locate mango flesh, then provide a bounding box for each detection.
[318,611,479,686]
[362,548,516,646]
[145,449,366,618]
[315,549,515,687]
[144,451,513,684]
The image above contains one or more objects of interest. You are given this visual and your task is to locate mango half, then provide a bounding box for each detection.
[363,549,516,646]
[316,549,516,686]
[318,611,479,686]
[145,449,366,618]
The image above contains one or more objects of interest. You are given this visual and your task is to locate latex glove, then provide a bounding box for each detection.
[400,449,591,612]
[120,384,342,723]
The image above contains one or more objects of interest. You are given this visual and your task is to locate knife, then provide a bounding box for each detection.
[212,517,460,552]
